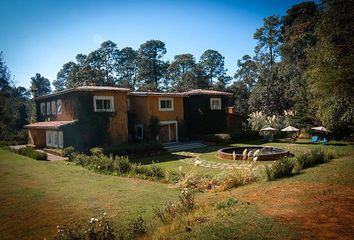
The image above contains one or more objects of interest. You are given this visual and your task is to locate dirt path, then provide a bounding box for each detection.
[236,180,354,239]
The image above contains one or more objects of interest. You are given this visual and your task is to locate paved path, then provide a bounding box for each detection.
[176,151,265,171]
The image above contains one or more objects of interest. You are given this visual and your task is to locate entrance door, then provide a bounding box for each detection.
[46,130,64,148]
[158,121,178,143]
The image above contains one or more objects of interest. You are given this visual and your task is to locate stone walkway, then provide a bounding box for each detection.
[176,151,264,171]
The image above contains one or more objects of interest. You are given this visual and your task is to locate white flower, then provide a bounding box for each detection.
[103,212,107,216]
[57,225,60,229]
[179,166,182,171]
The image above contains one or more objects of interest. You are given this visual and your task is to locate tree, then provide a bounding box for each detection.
[305,0,354,131]
[115,47,138,89]
[249,15,288,115]
[96,40,120,86]
[199,49,226,87]
[168,54,196,91]
[30,73,51,96]
[280,1,319,128]
[137,40,167,91]
[230,55,258,115]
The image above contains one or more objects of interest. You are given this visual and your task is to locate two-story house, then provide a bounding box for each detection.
[25,86,130,150]
[127,92,185,143]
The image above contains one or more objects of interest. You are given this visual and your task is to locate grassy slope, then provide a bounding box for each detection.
[0,149,179,240]
[150,144,354,240]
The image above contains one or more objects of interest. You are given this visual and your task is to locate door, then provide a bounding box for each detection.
[159,125,170,142]
[58,131,64,148]
[52,131,58,148]
[158,121,178,143]
[46,131,52,147]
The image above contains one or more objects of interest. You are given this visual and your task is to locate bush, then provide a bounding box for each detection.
[265,157,295,180]
[295,148,329,170]
[128,216,147,237]
[62,146,75,157]
[213,167,257,191]
[202,133,231,143]
[131,164,165,179]
[104,141,164,156]
[216,198,238,209]
[55,213,116,240]
[166,170,186,183]
[154,189,195,223]
[16,147,48,160]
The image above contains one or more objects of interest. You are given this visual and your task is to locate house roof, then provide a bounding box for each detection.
[25,120,77,129]
[128,92,185,97]
[36,86,131,100]
[183,89,232,96]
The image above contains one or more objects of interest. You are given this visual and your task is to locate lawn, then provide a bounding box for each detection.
[0,140,353,239]
[0,149,180,240]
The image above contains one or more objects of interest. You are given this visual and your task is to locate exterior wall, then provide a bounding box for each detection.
[184,95,229,138]
[28,128,46,148]
[93,91,129,145]
[34,90,129,149]
[128,95,184,141]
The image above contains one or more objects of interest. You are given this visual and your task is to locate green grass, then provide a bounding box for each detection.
[0,140,353,239]
[0,149,179,240]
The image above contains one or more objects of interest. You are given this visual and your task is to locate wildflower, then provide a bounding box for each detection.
[179,166,182,171]
[103,212,107,216]
[57,225,60,229]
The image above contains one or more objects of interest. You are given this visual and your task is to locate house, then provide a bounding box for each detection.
[25,86,130,150]
[25,86,235,149]
[127,92,185,143]
[183,89,232,138]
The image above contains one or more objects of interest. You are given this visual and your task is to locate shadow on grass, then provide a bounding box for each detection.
[130,152,194,165]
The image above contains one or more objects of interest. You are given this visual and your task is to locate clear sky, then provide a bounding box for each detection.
[0,0,305,88]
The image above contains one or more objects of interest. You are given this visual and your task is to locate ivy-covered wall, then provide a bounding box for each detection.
[183,95,229,138]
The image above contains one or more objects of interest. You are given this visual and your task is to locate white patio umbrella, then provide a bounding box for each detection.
[281,126,299,132]
[260,127,277,132]
[311,126,332,133]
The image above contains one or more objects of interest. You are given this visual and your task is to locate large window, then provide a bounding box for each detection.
[51,101,56,115]
[159,98,174,111]
[40,103,46,116]
[46,102,51,115]
[135,124,143,140]
[56,99,62,114]
[93,96,114,112]
[210,98,221,110]
[46,130,64,148]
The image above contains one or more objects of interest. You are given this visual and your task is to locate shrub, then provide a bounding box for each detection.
[129,216,147,237]
[213,167,257,191]
[178,172,213,190]
[154,189,195,223]
[90,147,104,156]
[166,170,186,183]
[202,133,231,143]
[62,146,75,157]
[295,148,329,170]
[16,147,48,160]
[104,141,164,156]
[131,164,165,179]
[265,157,295,180]
[216,198,238,209]
[55,213,115,240]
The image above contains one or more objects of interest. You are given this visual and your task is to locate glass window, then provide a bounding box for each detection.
[93,96,114,112]
[210,98,221,110]
[51,101,56,115]
[40,103,46,116]
[56,99,62,114]
[159,98,174,111]
[46,102,51,115]
[135,124,143,140]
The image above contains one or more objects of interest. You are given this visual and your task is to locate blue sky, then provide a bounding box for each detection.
[0,0,305,88]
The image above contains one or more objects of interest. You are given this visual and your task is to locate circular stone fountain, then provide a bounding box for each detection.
[217,146,291,161]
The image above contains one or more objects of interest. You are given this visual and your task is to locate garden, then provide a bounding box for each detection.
[0,137,353,239]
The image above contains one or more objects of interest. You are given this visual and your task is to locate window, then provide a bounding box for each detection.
[51,101,56,115]
[210,98,221,110]
[135,124,143,140]
[93,96,114,112]
[127,98,131,111]
[159,98,174,111]
[56,99,62,114]
[40,103,46,116]
[46,102,51,115]
[46,131,52,147]
[52,131,58,147]
[58,131,64,148]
